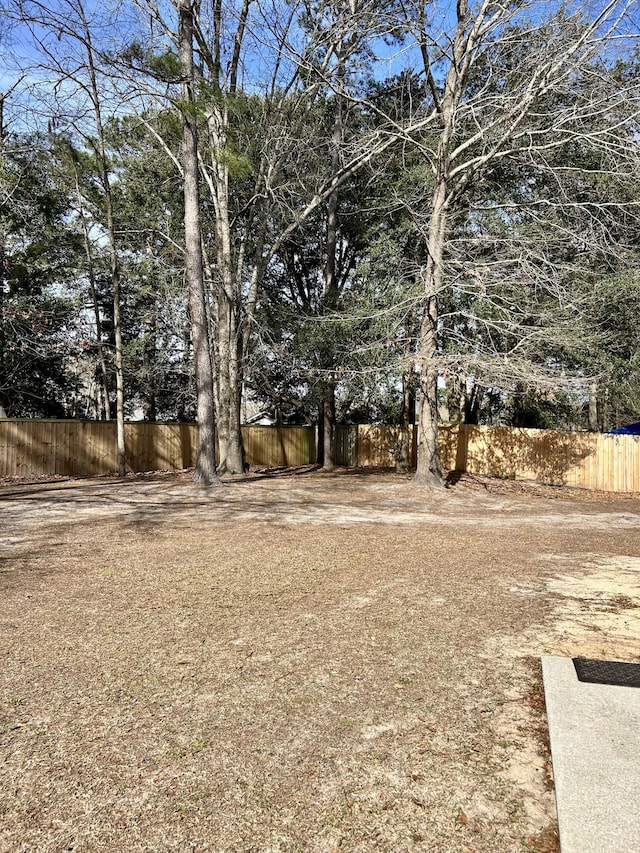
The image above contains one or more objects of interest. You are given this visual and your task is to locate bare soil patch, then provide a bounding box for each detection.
[1,469,639,853]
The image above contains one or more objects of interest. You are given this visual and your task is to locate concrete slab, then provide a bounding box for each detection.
[542,656,640,853]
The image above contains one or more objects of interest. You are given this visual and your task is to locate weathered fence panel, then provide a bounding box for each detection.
[1,419,639,492]
[242,425,316,468]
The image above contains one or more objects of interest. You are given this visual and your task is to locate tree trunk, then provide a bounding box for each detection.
[413,3,470,488]
[178,0,220,487]
[73,164,111,420]
[98,157,125,472]
[320,59,343,471]
[414,184,447,488]
[0,226,6,416]
[142,307,157,422]
[214,290,245,474]
[0,98,6,416]
[414,302,444,488]
[322,382,336,470]
[588,380,598,432]
[177,321,191,422]
[111,258,126,475]
[228,319,245,471]
[464,382,483,425]
[86,233,111,420]
[205,111,246,476]
[316,402,324,465]
[78,7,125,471]
[396,372,415,474]
[601,386,609,433]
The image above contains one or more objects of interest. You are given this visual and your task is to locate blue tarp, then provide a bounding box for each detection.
[610,422,640,435]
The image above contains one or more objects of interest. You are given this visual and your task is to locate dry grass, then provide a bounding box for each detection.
[1,468,639,853]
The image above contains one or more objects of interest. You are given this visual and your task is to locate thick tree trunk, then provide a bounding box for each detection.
[205,109,246,476]
[414,302,444,488]
[322,382,336,470]
[412,5,469,488]
[179,0,220,487]
[320,66,343,471]
[214,291,245,475]
[413,185,447,488]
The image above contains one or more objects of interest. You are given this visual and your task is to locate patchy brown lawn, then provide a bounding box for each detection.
[1,468,639,853]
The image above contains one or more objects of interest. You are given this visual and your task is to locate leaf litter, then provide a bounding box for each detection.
[1,469,639,852]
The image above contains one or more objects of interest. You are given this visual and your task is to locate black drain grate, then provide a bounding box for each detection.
[573,657,640,688]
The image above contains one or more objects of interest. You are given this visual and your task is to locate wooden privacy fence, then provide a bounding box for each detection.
[0,420,197,478]
[438,424,640,493]
[0,419,639,492]
[0,420,316,479]
[336,423,640,492]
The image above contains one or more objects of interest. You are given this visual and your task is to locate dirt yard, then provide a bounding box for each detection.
[1,468,639,853]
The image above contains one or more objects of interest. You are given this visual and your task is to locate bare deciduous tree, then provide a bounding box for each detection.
[395,0,640,486]
[177,0,220,485]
